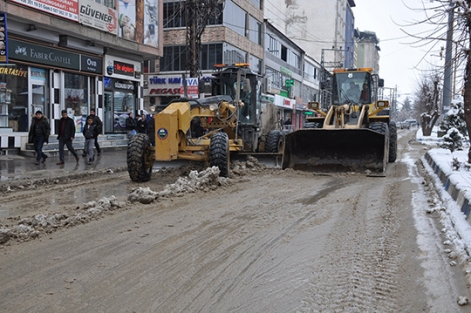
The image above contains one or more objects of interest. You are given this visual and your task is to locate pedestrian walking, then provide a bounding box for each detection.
[28,110,50,165]
[56,110,79,165]
[125,112,137,139]
[83,116,99,165]
[136,114,148,134]
[85,108,102,157]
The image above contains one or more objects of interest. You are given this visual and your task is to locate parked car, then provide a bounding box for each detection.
[399,121,410,129]
[404,119,418,127]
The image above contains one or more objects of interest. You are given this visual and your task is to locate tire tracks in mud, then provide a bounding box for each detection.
[299,175,403,312]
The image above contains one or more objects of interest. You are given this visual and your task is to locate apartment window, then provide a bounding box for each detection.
[281,45,287,62]
[288,51,300,68]
[161,44,223,71]
[144,60,156,73]
[201,44,223,70]
[250,0,261,9]
[160,46,187,71]
[268,36,280,58]
[223,44,246,64]
[224,0,246,37]
[95,0,115,9]
[249,16,261,45]
[304,62,315,82]
[163,2,185,28]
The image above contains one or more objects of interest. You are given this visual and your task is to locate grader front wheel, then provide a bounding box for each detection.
[127,133,154,182]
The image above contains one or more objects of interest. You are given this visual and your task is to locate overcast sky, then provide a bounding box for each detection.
[352,0,447,103]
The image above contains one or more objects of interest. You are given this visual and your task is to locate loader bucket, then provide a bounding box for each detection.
[282,128,388,173]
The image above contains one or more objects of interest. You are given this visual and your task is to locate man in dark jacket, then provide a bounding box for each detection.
[28,110,50,165]
[84,108,102,157]
[125,112,137,139]
[56,110,79,165]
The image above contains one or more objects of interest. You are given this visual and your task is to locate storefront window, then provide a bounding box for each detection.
[104,78,136,134]
[64,73,87,132]
[0,64,29,132]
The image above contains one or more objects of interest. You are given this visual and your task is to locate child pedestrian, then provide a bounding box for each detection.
[83,116,99,165]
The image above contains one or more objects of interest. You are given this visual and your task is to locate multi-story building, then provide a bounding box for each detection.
[264,0,356,70]
[355,30,380,73]
[0,0,162,150]
[144,0,264,110]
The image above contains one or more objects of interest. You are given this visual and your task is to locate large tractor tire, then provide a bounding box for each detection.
[388,122,397,162]
[368,121,388,134]
[265,130,283,153]
[127,133,153,182]
[209,132,230,177]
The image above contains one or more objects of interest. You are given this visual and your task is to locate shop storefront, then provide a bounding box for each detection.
[0,38,102,138]
[103,55,143,134]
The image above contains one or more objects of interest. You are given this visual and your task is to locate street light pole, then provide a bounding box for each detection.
[442,0,454,114]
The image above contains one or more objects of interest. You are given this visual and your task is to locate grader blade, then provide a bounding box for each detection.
[281,129,388,173]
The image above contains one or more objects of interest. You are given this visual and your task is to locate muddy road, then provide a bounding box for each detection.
[1,130,471,312]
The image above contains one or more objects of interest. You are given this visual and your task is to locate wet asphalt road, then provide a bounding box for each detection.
[0,150,128,182]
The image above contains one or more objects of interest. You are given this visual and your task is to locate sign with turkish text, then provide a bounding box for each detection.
[12,0,79,21]
[79,0,117,34]
[113,61,134,76]
[145,75,210,97]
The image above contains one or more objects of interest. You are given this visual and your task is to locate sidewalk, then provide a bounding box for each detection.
[0,149,128,182]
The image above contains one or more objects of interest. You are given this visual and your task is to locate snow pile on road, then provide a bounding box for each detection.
[0,196,125,244]
[128,166,231,204]
[232,155,267,175]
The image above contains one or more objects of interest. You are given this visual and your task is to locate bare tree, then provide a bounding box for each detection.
[401,1,469,153]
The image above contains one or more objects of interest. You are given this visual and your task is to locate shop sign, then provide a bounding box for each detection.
[114,81,134,90]
[280,67,292,77]
[12,0,79,21]
[9,39,80,70]
[79,0,117,34]
[113,61,134,76]
[145,75,210,96]
[0,66,27,77]
[274,94,294,110]
[80,55,102,74]
[0,13,8,63]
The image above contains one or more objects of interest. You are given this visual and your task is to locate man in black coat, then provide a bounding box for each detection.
[28,110,50,165]
[125,112,137,139]
[56,110,79,165]
[84,108,103,157]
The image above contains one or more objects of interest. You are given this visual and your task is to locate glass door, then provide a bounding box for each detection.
[104,92,113,133]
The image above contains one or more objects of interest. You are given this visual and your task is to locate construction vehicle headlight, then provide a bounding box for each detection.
[377,100,388,108]
[308,101,320,109]
[209,104,218,111]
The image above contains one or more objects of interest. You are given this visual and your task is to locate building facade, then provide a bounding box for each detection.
[0,0,163,150]
[144,0,264,111]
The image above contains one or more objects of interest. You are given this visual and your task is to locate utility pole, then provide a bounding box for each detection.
[442,0,454,114]
[185,0,223,78]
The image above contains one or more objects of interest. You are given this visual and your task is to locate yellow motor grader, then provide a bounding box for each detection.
[127,63,283,182]
[282,68,397,174]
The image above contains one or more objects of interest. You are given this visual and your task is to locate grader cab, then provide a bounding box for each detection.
[127,63,282,182]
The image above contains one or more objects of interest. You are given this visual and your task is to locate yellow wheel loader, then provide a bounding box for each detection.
[282,68,397,174]
[127,63,282,182]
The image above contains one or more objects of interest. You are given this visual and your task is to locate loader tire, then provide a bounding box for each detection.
[210,132,230,177]
[368,122,388,134]
[127,133,153,182]
[389,122,397,162]
[265,130,283,153]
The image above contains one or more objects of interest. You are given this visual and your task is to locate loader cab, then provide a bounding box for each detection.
[332,68,378,105]
[212,64,261,126]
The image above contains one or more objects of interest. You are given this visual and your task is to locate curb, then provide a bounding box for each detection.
[423,152,471,217]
